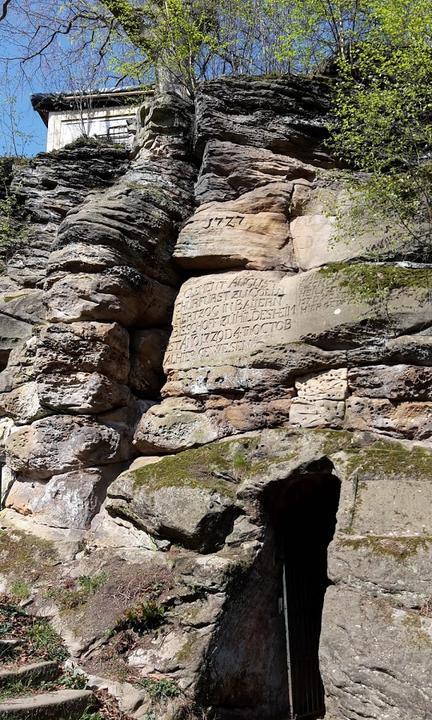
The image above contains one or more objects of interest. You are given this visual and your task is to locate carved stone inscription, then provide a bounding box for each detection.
[201,216,245,229]
[164,270,357,370]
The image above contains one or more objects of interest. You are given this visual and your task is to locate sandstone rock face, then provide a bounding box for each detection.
[108,454,238,552]
[0,92,195,538]
[0,288,45,367]
[0,75,431,720]
[195,139,316,204]
[165,268,431,372]
[195,75,332,162]
[6,415,130,480]
[6,467,116,529]
[175,182,293,270]
[45,270,176,325]
[7,141,129,288]
[129,329,169,398]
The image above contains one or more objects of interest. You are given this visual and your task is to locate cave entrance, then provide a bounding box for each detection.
[268,459,341,720]
[201,458,340,720]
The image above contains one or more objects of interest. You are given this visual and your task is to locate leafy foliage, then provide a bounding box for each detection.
[27,619,69,661]
[331,0,432,242]
[120,600,165,634]
[138,676,181,700]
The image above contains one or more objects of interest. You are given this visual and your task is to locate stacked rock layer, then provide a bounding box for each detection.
[0,76,431,720]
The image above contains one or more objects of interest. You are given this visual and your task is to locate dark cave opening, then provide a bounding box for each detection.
[267,459,341,720]
[204,458,340,720]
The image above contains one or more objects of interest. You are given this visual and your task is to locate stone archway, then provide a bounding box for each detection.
[202,458,340,720]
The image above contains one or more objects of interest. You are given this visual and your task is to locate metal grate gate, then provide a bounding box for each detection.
[282,551,326,720]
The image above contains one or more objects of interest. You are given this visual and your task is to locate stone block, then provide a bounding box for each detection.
[321,587,432,720]
[329,532,432,606]
[163,267,432,373]
[175,183,294,271]
[345,397,432,439]
[289,398,345,428]
[195,75,331,163]
[295,368,348,400]
[0,417,17,461]
[6,415,130,480]
[33,322,130,384]
[45,271,176,326]
[335,442,432,536]
[37,372,131,414]
[195,139,315,204]
[106,452,238,551]
[348,364,432,400]
[0,382,50,425]
[5,467,117,529]
[134,397,218,453]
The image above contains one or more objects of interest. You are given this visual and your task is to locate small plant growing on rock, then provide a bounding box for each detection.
[27,619,68,661]
[9,580,30,601]
[59,670,88,690]
[139,677,181,700]
[45,573,108,610]
[0,619,13,636]
[79,711,104,720]
[78,573,108,594]
[121,601,165,634]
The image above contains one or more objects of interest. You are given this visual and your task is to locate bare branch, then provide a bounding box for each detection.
[0,0,12,22]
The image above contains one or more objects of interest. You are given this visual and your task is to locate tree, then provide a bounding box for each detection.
[331,0,432,245]
[0,1,378,96]
[270,0,373,72]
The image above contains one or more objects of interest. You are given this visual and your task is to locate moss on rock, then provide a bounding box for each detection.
[130,437,262,497]
[319,262,432,303]
[0,528,57,592]
[342,439,432,480]
[337,534,432,562]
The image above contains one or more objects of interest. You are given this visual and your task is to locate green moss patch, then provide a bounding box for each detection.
[342,439,432,480]
[337,534,432,562]
[130,430,357,493]
[130,438,262,496]
[319,262,432,302]
[0,528,58,593]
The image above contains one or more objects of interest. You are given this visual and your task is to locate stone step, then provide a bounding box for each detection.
[0,689,94,719]
[0,661,60,688]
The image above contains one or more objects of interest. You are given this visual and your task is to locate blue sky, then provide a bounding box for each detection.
[0,28,52,156]
[0,77,47,156]
[0,4,132,158]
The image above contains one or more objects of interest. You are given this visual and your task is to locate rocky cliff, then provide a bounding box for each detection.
[0,75,431,720]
